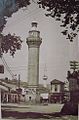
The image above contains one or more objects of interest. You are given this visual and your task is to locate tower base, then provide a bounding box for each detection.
[25,86,40,104]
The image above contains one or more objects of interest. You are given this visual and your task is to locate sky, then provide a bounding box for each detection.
[0,2,79,84]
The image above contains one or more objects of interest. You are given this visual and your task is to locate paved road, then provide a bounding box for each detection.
[2,103,64,113]
[1,103,78,120]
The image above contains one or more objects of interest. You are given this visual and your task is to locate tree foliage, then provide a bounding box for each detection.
[0,0,30,32]
[38,0,79,41]
[0,33,22,57]
[0,0,30,56]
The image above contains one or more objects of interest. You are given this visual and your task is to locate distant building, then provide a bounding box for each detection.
[1,81,20,103]
[0,82,8,119]
[49,79,65,103]
[0,78,27,103]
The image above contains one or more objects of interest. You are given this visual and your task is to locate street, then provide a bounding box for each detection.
[2,103,63,113]
[1,103,78,120]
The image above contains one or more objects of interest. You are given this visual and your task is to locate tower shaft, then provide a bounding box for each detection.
[26,22,42,90]
[28,47,39,87]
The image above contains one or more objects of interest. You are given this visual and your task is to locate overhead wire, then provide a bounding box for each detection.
[10,66,27,71]
[10,65,27,68]
[11,68,27,71]
[0,56,15,79]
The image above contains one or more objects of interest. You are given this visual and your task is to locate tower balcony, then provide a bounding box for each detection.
[26,38,42,47]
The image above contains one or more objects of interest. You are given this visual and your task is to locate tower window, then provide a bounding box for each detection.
[55,85,57,92]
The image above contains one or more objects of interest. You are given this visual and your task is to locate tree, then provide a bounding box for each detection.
[0,0,30,56]
[0,33,22,57]
[0,0,30,32]
[38,0,79,41]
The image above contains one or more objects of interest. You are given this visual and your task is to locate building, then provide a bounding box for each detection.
[49,79,65,103]
[0,83,8,119]
[0,80,19,103]
[0,78,26,103]
[26,21,42,103]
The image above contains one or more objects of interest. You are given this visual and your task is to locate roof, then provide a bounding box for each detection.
[30,21,39,31]
[39,84,50,93]
[50,79,65,84]
[0,79,28,88]
[0,81,16,89]
[0,84,8,91]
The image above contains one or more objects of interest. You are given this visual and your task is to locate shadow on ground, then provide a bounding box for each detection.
[2,102,78,119]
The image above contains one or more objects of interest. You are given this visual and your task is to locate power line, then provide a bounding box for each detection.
[12,68,27,71]
[1,56,15,79]
[9,65,27,71]
[10,65,27,68]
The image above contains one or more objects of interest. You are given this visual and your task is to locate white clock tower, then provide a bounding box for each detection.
[26,22,42,102]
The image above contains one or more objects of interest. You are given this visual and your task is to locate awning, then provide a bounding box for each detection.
[0,85,8,91]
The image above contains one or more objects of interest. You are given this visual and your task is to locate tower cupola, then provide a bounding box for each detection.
[31,21,38,29]
[26,22,42,47]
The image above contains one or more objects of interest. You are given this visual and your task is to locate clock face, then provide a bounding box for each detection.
[31,32,38,37]
[29,31,39,37]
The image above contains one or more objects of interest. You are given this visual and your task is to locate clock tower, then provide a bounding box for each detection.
[26,22,42,102]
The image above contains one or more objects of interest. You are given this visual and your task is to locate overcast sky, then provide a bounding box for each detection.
[0,2,79,84]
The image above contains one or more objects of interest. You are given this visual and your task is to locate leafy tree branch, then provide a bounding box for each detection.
[0,0,30,56]
[38,0,79,41]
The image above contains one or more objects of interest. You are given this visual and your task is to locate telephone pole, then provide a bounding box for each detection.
[70,61,79,71]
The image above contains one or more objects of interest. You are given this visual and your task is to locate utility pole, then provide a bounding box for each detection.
[18,74,20,103]
[0,34,3,119]
[18,74,20,88]
[0,34,2,57]
[16,74,22,103]
[70,61,79,71]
